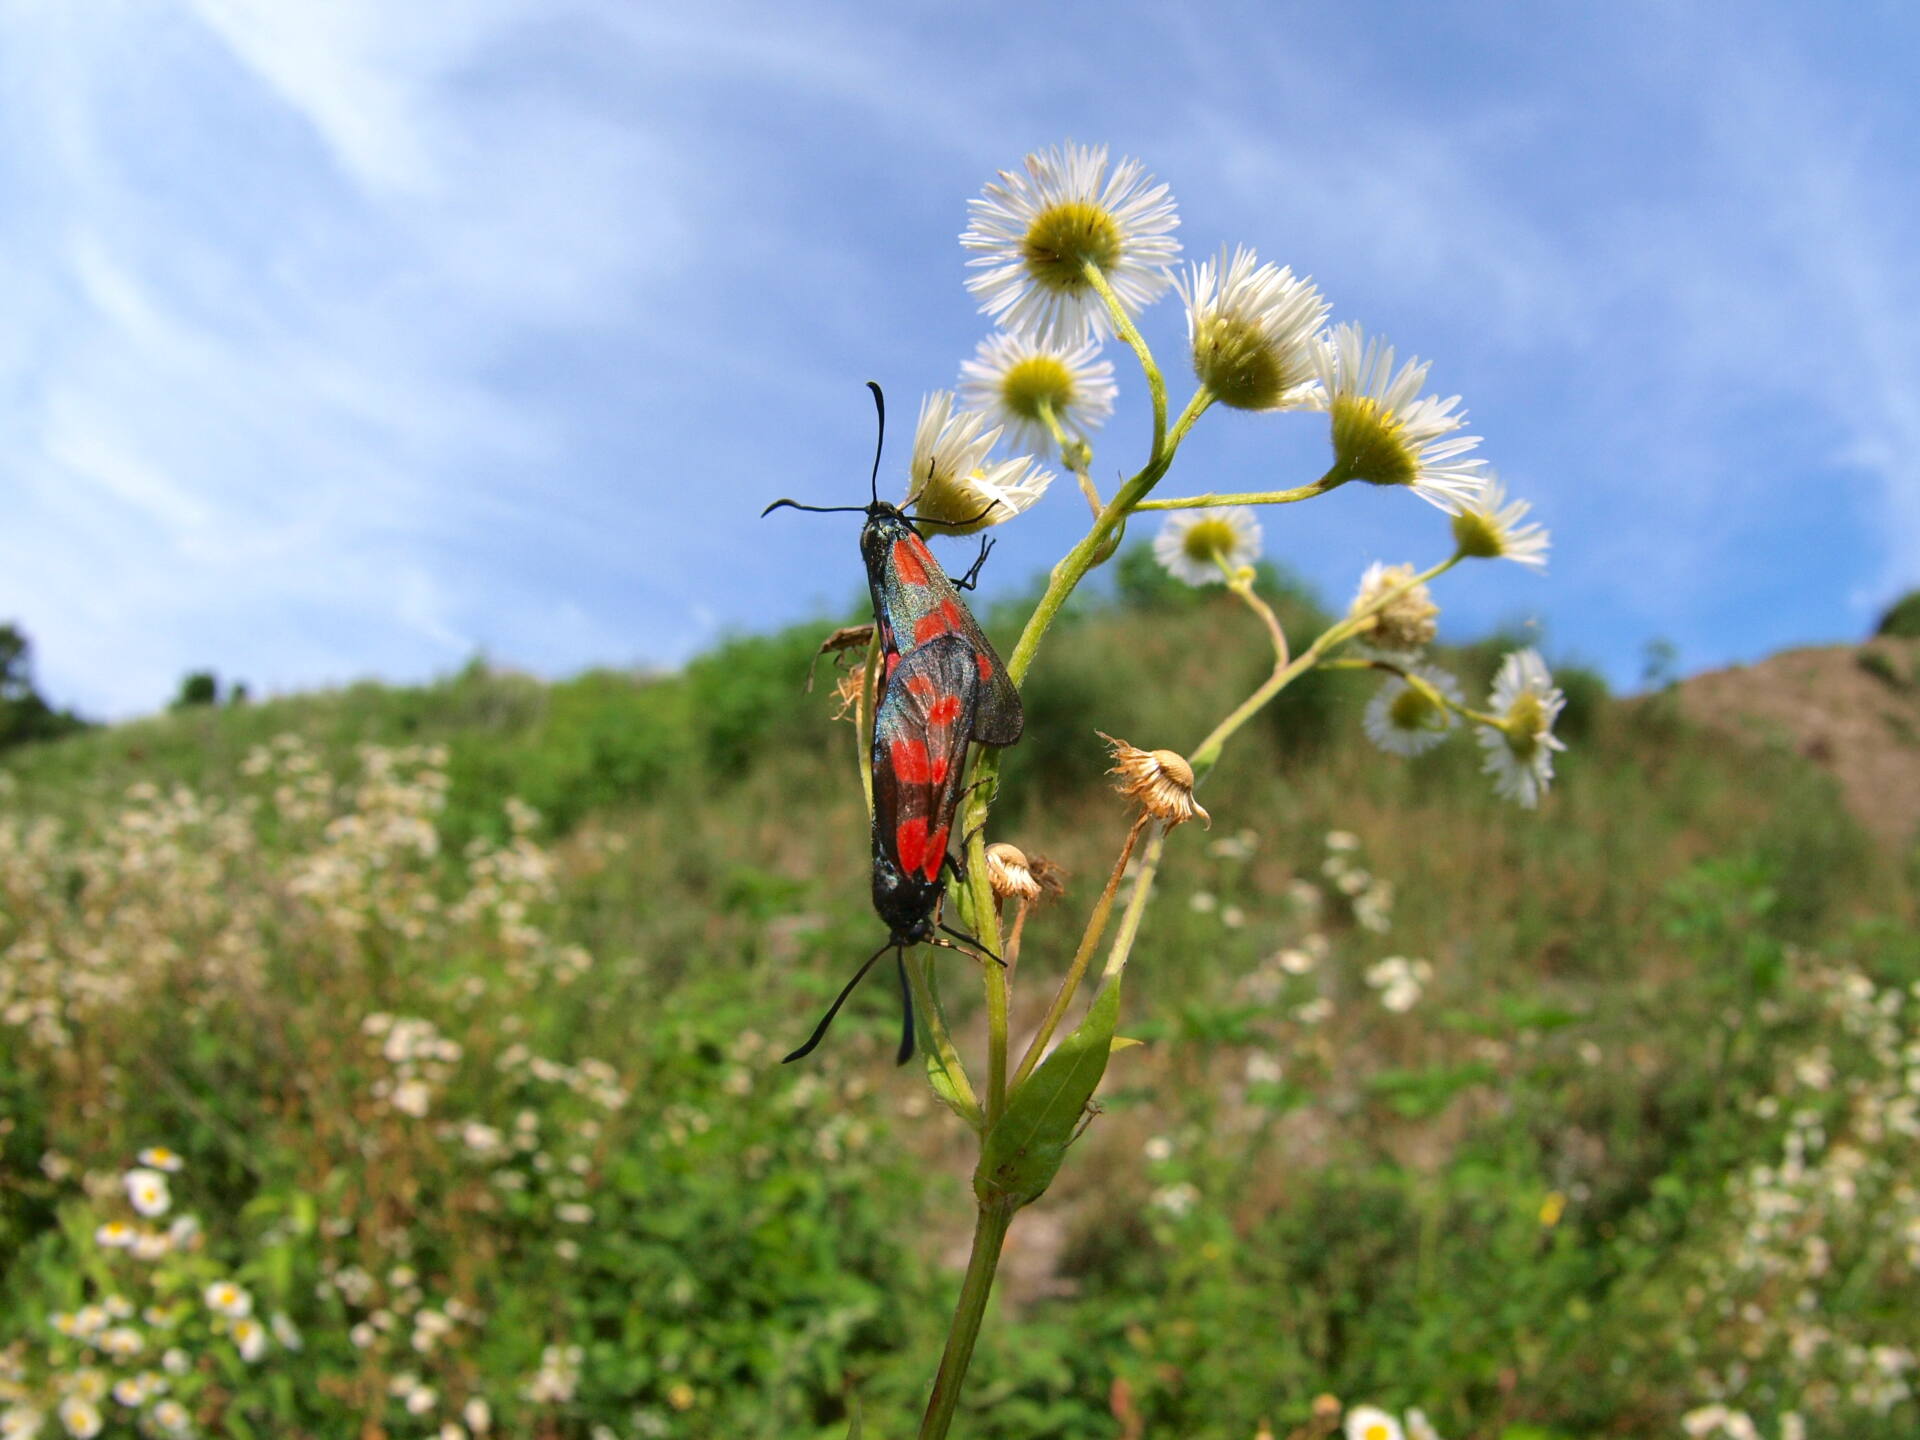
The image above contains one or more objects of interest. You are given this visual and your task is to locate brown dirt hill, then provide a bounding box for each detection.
[1668,635,1920,850]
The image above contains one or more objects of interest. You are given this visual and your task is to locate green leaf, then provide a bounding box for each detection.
[976,978,1121,1208]
[845,1394,864,1439]
[1110,1036,1144,1052]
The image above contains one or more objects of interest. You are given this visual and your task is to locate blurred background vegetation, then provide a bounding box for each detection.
[2,555,1917,1439]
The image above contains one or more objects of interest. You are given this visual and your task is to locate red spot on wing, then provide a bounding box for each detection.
[975,652,993,683]
[892,538,932,586]
[895,817,928,876]
[922,826,949,880]
[889,736,931,784]
[904,672,938,699]
[927,695,962,726]
[942,599,965,631]
[913,608,951,644]
[885,651,900,679]
[931,753,949,785]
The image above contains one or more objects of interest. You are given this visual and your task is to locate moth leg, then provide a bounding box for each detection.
[934,924,1006,969]
[953,535,994,592]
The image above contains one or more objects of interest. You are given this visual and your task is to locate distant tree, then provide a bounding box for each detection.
[0,623,89,751]
[173,671,220,708]
[1876,588,1920,639]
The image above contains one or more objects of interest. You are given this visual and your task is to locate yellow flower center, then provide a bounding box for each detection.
[1387,685,1443,733]
[1192,314,1291,410]
[999,354,1077,421]
[1451,506,1504,558]
[1022,201,1122,292]
[1330,395,1417,486]
[1179,518,1240,566]
[1504,692,1546,759]
[1364,1426,1391,1440]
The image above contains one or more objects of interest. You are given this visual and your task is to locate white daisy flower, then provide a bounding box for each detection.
[150,1401,191,1437]
[1451,473,1549,569]
[1348,561,1439,656]
[270,1313,303,1351]
[132,1229,171,1262]
[1177,246,1329,410]
[1344,1404,1407,1440]
[1363,666,1464,757]
[2,1407,46,1440]
[962,142,1181,347]
[136,1147,184,1173]
[958,332,1116,454]
[464,1398,493,1434]
[165,1215,200,1251]
[1152,507,1263,586]
[1477,648,1568,808]
[97,1328,142,1360]
[905,390,1053,534]
[54,1397,101,1440]
[202,1281,252,1319]
[1311,322,1487,513]
[123,1168,170,1218]
[94,1221,136,1250]
[390,1079,433,1118]
[230,1317,267,1363]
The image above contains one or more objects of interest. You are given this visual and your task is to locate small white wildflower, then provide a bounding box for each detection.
[1312,322,1487,513]
[1152,507,1262,586]
[1363,666,1464,757]
[1349,561,1439,656]
[202,1281,252,1319]
[150,1401,191,1436]
[905,391,1053,534]
[123,1169,170,1218]
[962,142,1181,347]
[1451,473,1549,570]
[54,1398,102,1440]
[269,1313,302,1351]
[94,1221,136,1250]
[230,1317,267,1363]
[1177,245,1328,410]
[1344,1405,1406,1440]
[135,1147,184,1173]
[958,331,1116,453]
[1477,649,1568,809]
[1143,1136,1174,1163]
[390,1079,433,1118]
[1150,1182,1199,1217]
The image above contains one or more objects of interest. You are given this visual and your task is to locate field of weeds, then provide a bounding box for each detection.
[3,572,1917,1439]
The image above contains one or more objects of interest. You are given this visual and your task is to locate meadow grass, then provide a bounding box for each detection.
[2,553,1915,1439]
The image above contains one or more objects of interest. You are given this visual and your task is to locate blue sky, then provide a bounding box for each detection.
[4,1,1917,718]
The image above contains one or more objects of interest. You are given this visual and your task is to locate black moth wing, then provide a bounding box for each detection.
[862,508,1023,748]
[870,633,982,906]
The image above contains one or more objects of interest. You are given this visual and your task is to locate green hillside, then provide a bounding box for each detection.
[2,554,1915,1439]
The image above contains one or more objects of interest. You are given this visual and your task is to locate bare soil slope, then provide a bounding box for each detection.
[1671,636,1920,849]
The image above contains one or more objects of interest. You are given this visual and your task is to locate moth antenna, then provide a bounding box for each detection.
[761,498,869,519]
[782,941,894,1063]
[866,380,886,508]
[894,948,915,1065]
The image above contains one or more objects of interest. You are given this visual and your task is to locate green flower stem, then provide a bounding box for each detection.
[1320,653,1492,727]
[1010,812,1151,1088]
[1132,468,1346,510]
[1100,821,1167,983]
[1189,553,1460,775]
[1037,397,1104,519]
[924,264,1211,1433]
[918,1195,1016,1440]
[1090,556,1461,993]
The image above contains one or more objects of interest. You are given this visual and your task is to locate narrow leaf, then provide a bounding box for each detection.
[977,977,1121,1207]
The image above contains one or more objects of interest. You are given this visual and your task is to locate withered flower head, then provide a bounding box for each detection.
[985,842,1043,903]
[985,843,1068,905]
[1100,732,1210,829]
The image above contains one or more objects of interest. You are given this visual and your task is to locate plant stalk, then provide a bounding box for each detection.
[918,1197,1017,1440]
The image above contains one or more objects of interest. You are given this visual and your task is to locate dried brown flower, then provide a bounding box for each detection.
[985,842,1042,903]
[1100,732,1210,828]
